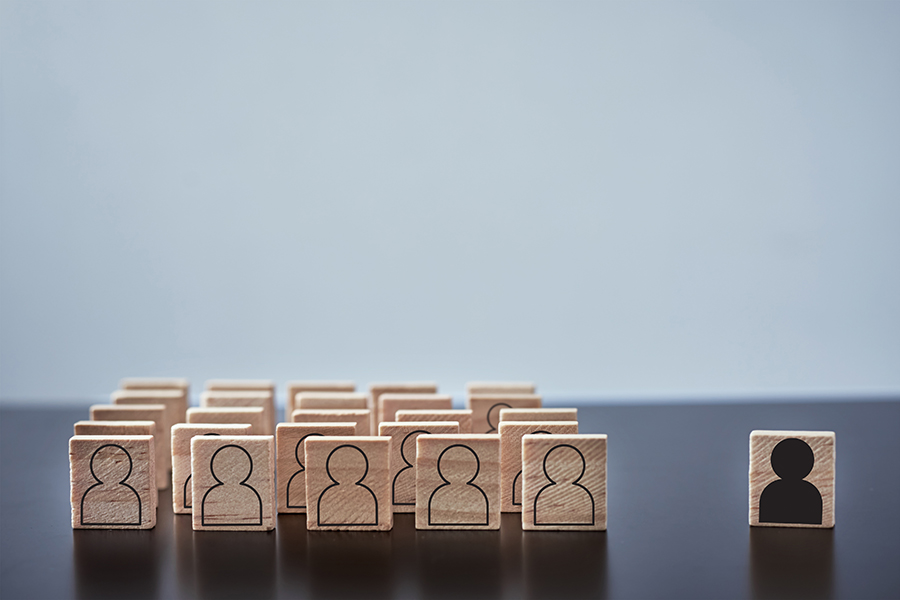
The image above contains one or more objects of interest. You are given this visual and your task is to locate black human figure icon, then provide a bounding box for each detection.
[485,403,511,433]
[512,430,551,506]
[201,444,262,526]
[533,444,594,526]
[428,444,489,525]
[81,444,142,526]
[393,430,429,507]
[759,438,823,525]
[317,445,378,526]
[184,432,221,509]
[286,433,324,509]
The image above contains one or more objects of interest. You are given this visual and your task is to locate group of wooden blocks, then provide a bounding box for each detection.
[69,379,608,532]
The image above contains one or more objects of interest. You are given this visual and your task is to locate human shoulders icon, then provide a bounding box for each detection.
[201,444,262,526]
[533,443,594,526]
[428,444,488,526]
[81,444,142,526]
[759,438,823,525]
[318,444,378,526]
[485,403,511,433]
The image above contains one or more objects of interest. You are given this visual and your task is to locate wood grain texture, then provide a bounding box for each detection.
[119,378,189,420]
[369,382,438,424]
[749,430,835,528]
[275,422,357,514]
[170,423,252,515]
[378,394,452,428]
[200,390,276,435]
[377,422,460,513]
[112,390,182,463]
[70,435,156,530]
[90,404,168,490]
[521,434,607,531]
[285,381,356,422]
[305,436,392,531]
[467,394,542,435]
[466,382,535,395]
[499,408,577,423]
[291,409,371,437]
[186,407,266,435]
[190,435,275,531]
[499,421,579,513]
[415,434,501,530]
[396,409,473,434]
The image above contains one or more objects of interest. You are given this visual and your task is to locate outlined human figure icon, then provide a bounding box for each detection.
[512,430,551,506]
[286,433,323,508]
[533,444,594,526]
[485,403,511,434]
[317,445,378,526]
[81,444,142,526]
[759,438,823,525]
[184,432,221,509]
[393,430,429,507]
[428,444,489,526]
[201,444,262,526]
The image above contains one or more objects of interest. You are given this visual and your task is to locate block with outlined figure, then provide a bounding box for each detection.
[415,434,501,530]
[187,407,267,435]
[69,435,156,529]
[285,380,356,422]
[90,404,168,490]
[499,421,578,513]
[521,434,607,531]
[190,435,275,531]
[304,436,392,531]
[468,394,542,435]
[291,408,371,437]
[171,423,253,514]
[378,421,459,513]
[275,422,357,514]
[749,430,835,528]
[499,408,578,423]
[396,409,474,434]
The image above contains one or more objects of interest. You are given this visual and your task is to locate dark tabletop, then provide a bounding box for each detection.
[1,400,898,599]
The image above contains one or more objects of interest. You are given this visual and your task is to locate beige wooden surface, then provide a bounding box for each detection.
[499,408,577,423]
[378,421,460,513]
[415,434,501,530]
[499,421,579,513]
[369,382,438,423]
[285,381,356,422]
[90,404,168,489]
[70,435,156,530]
[305,436,392,531]
[296,392,368,410]
[466,381,535,395]
[521,434,607,531]
[170,423,252,515]
[749,430,836,528]
[200,390,276,435]
[395,409,473,433]
[275,422,357,514]
[378,394,452,428]
[119,378,189,419]
[467,394,542,434]
[205,378,275,393]
[190,435,275,531]
[112,391,182,461]
[291,408,371,436]
[187,407,266,435]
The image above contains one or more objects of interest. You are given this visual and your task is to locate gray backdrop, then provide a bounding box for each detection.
[2,1,898,404]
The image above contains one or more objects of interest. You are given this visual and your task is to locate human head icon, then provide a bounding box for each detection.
[327,445,369,484]
[438,445,480,484]
[486,403,511,433]
[90,444,133,484]
[770,438,815,480]
[211,445,253,485]
[542,445,585,485]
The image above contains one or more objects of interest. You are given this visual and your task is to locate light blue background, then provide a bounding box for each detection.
[2,1,898,403]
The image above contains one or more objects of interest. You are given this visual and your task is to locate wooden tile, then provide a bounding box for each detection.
[466,381,536,395]
[369,382,438,422]
[396,409,473,434]
[275,422,357,514]
[296,392,368,410]
[285,380,356,422]
[291,409,371,437]
[200,390,276,435]
[90,404,168,490]
[187,407,266,435]
[415,434,501,530]
[499,421,579,513]
[205,378,275,393]
[190,435,275,531]
[378,422,460,513]
[521,434,607,531]
[120,377,189,420]
[378,393,452,427]
[305,436,392,531]
[467,394,542,434]
[500,408,578,423]
[171,423,253,515]
[749,430,836,528]
[70,435,156,529]
[112,390,183,467]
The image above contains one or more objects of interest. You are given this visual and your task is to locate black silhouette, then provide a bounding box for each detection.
[485,403,511,433]
[393,430,429,507]
[759,438,822,525]
[512,430,551,506]
[533,444,594,526]
[201,445,262,526]
[318,445,378,526]
[286,433,324,509]
[429,444,489,525]
[184,432,221,509]
[81,444,142,526]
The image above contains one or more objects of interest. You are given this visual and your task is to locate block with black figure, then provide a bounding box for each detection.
[378,421,459,513]
[498,420,578,513]
[171,423,252,515]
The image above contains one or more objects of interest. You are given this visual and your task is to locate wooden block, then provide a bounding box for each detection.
[186,407,266,435]
[291,409,371,436]
[296,392,368,410]
[200,390,276,435]
[468,394,542,434]
[378,421,460,513]
[369,382,438,421]
[305,436,392,531]
[205,378,275,393]
[521,434,607,531]
[90,404,168,490]
[190,435,275,531]
[112,390,182,464]
[275,422,357,514]
[415,434,501,530]
[499,421,579,512]
[120,377,189,420]
[396,409,473,434]
[466,381,536,395]
[70,435,156,529]
[285,380,356,421]
[500,408,578,423]
[378,393,452,426]
[749,430,836,528]
[171,423,253,515]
